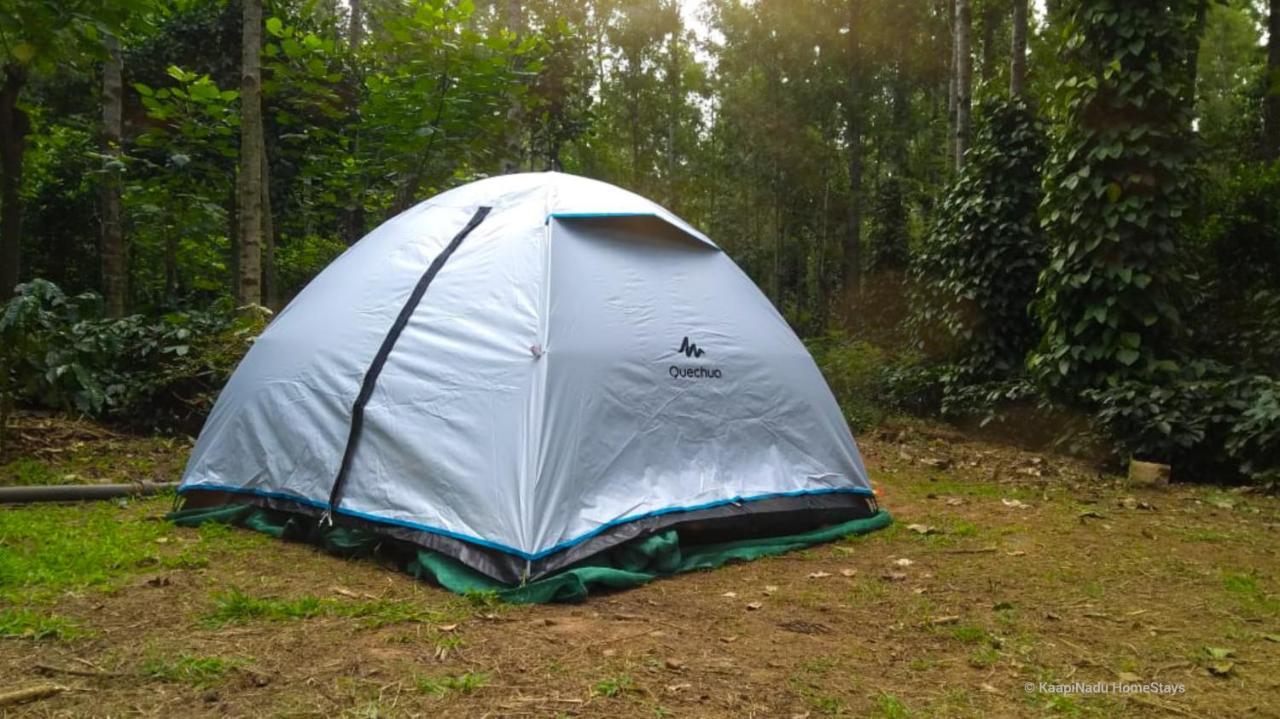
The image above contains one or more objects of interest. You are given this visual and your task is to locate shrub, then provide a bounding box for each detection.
[1086,367,1280,486]
[0,279,266,437]
[806,333,889,431]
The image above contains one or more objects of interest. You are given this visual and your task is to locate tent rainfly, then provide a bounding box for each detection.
[176,172,886,590]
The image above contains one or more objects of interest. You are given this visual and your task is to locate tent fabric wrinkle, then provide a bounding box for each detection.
[177,172,883,588]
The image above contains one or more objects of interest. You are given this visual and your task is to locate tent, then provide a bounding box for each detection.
[176,172,888,598]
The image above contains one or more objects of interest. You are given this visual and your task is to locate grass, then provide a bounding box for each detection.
[142,653,245,688]
[415,671,490,697]
[592,675,635,698]
[0,497,201,603]
[1221,571,1280,617]
[873,692,912,718]
[203,588,466,628]
[0,607,86,641]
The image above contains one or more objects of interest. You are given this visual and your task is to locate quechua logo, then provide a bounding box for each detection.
[678,336,705,358]
[670,336,722,379]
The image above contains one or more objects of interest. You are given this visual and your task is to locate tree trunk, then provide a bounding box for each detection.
[261,142,278,310]
[0,64,28,301]
[665,25,681,207]
[843,0,864,294]
[946,0,957,167]
[100,34,126,317]
[1264,0,1279,159]
[499,0,525,174]
[953,0,972,170]
[347,0,363,49]
[1011,0,1028,98]
[237,0,264,306]
[980,5,996,85]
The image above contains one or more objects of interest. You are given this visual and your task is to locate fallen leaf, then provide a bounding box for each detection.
[945,497,965,506]
[438,623,458,632]
[1117,671,1142,682]
[807,571,832,579]
[928,615,961,626]
[666,683,692,693]
[745,602,763,611]
[664,657,685,670]
[980,683,1000,694]
[1001,498,1032,509]
[721,591,738,598]
[719,635,738,643]
[893,558,915,568]
[1005,550,1027,557]
[763,585,779,595]
[907,523,939,535]
[1045,611,1062,621]
[839,569,857,577]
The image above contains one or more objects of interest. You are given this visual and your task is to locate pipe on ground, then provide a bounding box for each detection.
[0,482,177,504]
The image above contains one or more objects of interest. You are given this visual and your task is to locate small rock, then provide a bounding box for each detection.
[664,657,685,670]
[893,558,914,568]
[745,602,763,611]
[839,568,857,577]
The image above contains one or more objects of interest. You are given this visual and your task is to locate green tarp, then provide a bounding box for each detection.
[169,504,892,604]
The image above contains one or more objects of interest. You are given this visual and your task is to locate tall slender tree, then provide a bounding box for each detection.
[100,33,126,317]
[844,0,865,294]
[1011,0,1027,97]
[1266,0,1279,159]
[0,61,27,300]
[953,0,972,169]
[237,0,264,305]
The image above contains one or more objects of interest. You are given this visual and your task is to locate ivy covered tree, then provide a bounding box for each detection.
[915,96,1046,386]
[1030,0,1204,393]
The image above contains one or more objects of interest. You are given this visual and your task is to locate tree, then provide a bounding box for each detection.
[0,0,139,300]
[1011,0,1027,97]
[237,0,264,306]
[844,0,865,294]
[101,33,126,317]
[953,0,972,169]
[1031,0,1204,392]
[1266,0,1279,159]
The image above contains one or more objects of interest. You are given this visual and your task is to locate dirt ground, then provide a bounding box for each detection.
[1,413,1278,718]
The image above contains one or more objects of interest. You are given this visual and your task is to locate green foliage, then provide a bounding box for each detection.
[915,97,1047,386]
[1086,369,1280,486]
[1194,161,1280,372]
[866,177,911,273]
[1031,0,1202,392]
[806,333,888,430]
[0,280,265,431]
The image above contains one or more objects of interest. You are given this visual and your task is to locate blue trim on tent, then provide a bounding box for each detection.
[545,211,662,224]
[178,482,874,561]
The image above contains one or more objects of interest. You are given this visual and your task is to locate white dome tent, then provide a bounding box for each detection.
[178,173,881,586]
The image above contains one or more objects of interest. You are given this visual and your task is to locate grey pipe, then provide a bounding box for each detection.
[0,482,177,504]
